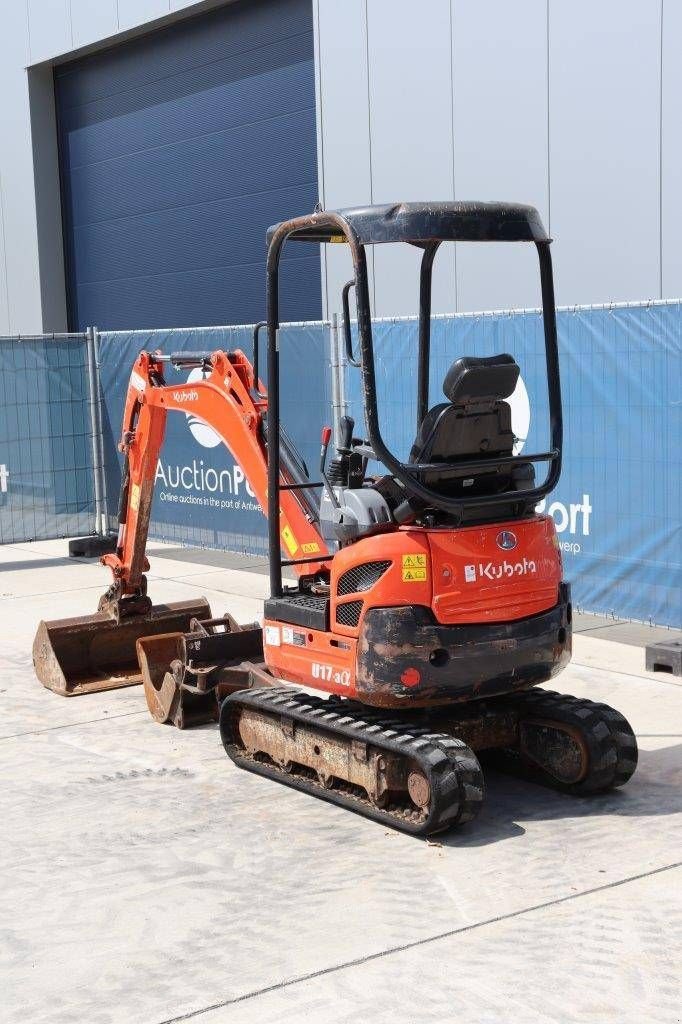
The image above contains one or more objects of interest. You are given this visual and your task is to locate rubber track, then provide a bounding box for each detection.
[221,686,485,836]
[494,688,638,794]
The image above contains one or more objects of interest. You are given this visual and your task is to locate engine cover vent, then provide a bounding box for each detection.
[337,560,391,596]
[335,600,363,628]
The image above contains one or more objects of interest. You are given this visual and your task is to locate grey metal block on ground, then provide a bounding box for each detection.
[646,639,682,677]
[68,535,117,558]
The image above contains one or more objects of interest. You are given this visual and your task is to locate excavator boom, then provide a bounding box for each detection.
[33,346,328,696]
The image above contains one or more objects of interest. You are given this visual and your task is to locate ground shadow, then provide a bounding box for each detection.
[0,556,81,572]
[439,742,682,849]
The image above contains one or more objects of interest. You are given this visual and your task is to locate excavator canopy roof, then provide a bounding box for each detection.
[266,201,550,247]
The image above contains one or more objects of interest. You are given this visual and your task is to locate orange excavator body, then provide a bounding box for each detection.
[31,202,639,837]
[262,516,568,709]
[33,341,569,710]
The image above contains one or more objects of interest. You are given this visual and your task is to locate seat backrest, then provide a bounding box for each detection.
[409,353,528,499]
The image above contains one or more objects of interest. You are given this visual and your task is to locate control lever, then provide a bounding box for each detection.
[319,426,339,508]
[339,415,354,453]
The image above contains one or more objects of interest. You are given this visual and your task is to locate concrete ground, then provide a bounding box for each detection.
[1,538,681,1024]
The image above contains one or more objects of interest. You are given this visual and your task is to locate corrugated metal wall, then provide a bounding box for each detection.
[54,0,321,331]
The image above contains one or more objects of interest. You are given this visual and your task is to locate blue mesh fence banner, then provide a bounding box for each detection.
[98,323,331,555]
[0,335,96,543]
[345,302,681,628]
[97,303,680,627]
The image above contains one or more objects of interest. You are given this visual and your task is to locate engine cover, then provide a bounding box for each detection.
[354,583,572,708]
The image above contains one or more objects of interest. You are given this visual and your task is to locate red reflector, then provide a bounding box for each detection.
[401,667,421,687]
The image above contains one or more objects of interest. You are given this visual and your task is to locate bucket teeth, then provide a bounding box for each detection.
[32,599,212,696]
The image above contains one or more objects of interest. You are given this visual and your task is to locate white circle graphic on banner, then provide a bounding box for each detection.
[185,367,221,448]
[182,367,531,454]
[507,375,531,454]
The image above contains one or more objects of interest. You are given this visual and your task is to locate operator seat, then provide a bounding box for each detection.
[409,353,534,498]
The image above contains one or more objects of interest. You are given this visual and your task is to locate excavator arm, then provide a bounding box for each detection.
[33,344,328,698]
[100,347,329,617]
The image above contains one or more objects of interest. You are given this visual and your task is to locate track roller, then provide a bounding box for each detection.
[220,687,485,836]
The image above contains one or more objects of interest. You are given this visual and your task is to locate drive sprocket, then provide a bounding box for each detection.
[488,688,638,794]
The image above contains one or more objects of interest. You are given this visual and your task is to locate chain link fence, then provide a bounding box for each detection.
[1,302,679,626]
[0,331,104,544]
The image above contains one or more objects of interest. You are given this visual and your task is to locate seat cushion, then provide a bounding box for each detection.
[410,402,514,466]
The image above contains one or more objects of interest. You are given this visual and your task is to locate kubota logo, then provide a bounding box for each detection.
[464,558,537,583]
[496,530,517,550]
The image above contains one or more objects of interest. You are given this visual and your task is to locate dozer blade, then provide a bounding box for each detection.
[33,599,211,697]
[137,614,268,729]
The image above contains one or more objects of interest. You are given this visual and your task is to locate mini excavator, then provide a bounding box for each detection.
[33,203,638,835]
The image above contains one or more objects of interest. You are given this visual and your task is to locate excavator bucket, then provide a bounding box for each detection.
[33,599,211,697]
[137,613,268,729]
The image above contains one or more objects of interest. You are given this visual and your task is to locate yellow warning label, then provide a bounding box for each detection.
[402,553,427,582]
[130,483,140,512]
[301,542,320,554]
[328,234,347,243]
[403,568,427,582]
[281,525,299,556]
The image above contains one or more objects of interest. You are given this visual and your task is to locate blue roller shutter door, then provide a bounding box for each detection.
[55,0,321,330]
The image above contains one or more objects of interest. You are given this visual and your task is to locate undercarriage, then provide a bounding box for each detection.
[220,684,638,836]
[129,611,638,836]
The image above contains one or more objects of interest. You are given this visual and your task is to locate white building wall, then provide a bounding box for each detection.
[365,0,456,318]
[69,2,119,50]
[317,0,674,319]
[0,3,42,335]
[452,0,548,312]
[549,0,661,305]
[661,0,682,297]
[0,0,677,333]
[313,0,373,325]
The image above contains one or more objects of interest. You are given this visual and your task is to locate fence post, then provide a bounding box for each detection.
[92,326,109,535]
[329,314,347,448]
[85,325,106,537]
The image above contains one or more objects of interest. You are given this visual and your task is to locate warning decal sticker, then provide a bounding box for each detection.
[281,525,298,556]
[264,625,280,647]
[402,553,427,582]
